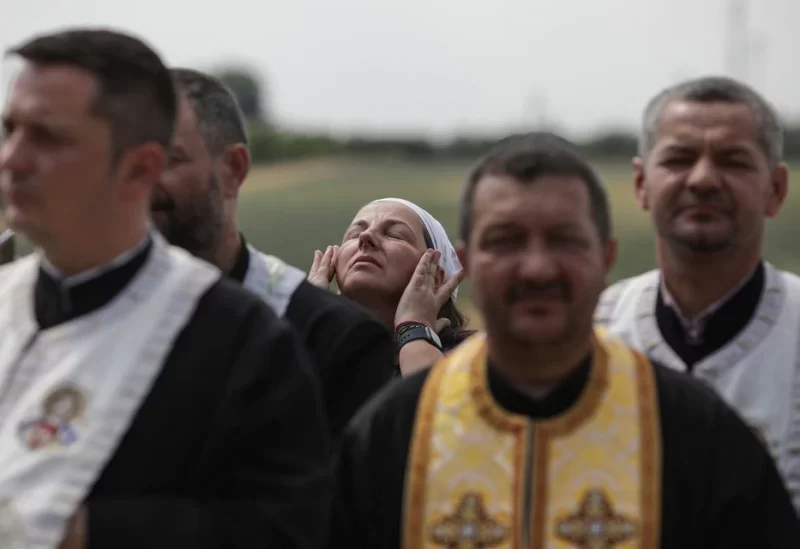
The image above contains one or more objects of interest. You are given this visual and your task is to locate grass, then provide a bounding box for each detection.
[5,156,800,326]
[234,156,800,326]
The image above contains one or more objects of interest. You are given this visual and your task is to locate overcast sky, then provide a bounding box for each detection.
[2,0,798,140]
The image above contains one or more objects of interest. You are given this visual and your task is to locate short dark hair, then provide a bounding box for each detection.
[639,76,783,166]
[460,132,611,243]
[170,68,248,155]
[8,28,176,162]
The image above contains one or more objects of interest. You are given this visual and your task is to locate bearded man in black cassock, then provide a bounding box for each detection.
[151,67,396,443]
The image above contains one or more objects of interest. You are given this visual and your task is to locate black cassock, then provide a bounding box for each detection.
[331,354,800,549]
[229,237,396,443]
[34,239,331,549]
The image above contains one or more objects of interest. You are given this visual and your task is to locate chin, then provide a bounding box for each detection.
[674,232,734,253]
[507,317,570,346]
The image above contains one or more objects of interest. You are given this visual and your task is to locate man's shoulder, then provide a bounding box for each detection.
[198,275,284,327]
[602,270,660,299]
[0,253,37,280]
[288,281,384,331]
[775,265,800,293]
[595,270,659,324]
[345,367,432,440]
[646,356,749,439]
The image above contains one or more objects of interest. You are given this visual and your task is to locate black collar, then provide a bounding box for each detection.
[655,262,765,369]
[34,239,153,330]
[487,355,592,419]
[228,234,250,284]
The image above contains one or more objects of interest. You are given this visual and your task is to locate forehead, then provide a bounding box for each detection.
[653,100,761,153]
[472,175,592,228]
[351,201,424,231]
[4,63,97,121]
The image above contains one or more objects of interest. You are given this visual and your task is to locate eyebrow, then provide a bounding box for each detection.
[349,218,415,231]
[661,142,754,156]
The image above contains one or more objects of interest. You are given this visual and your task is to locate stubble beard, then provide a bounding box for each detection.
[155,174,224,263]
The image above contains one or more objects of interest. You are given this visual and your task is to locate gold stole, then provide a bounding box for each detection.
[403,331,661,549]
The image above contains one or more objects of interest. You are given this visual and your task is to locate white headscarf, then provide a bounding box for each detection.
[371,198,462,301]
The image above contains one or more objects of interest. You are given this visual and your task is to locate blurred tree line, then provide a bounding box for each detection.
[214,67,800,165]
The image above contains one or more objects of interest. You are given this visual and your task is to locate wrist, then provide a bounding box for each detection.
[395,321,442,351]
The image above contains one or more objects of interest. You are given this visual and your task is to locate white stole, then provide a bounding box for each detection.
[595,264,800,513]
[0,235,220,548]
[242,245,305,317]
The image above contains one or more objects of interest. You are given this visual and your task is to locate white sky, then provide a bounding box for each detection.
[2,0,798,140]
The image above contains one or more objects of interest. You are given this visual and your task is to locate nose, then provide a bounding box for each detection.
[357,229,379,251]
[685,155,722,194]
[0,131,34,175]
[519,240,560,282]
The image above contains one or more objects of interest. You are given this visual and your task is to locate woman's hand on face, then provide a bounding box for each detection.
[308,245,339,290]
[395,249,465,333]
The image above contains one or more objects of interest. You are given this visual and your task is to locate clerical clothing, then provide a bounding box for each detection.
[331,331,800,549]
[595,262,800,512]
[0,233,330,549]
[229,236,396,442]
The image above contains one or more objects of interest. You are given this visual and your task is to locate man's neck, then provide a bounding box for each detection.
[41,224,150,279]
[657,241,762,318]
[486,331,594,393]
[214,225,242,274]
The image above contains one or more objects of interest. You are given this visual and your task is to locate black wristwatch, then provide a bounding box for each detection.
[395,321,443,351]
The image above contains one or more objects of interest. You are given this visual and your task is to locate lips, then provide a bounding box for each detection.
[352,255,381,268]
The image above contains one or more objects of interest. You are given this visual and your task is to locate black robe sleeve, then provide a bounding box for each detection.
[285,281,396,444]
[654,363,800,548]
[86,297,332,549]
[694,386,800,547]
[322,314,396,442]
[329,370,430,549]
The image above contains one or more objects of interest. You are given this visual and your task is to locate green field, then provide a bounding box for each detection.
[5,156,798,327]
[236,156,800,325]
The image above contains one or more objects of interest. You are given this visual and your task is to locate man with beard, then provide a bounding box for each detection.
[152,68,395,443]
[594,76,800,512]
[329,133,800,549]
[0,29,329,548]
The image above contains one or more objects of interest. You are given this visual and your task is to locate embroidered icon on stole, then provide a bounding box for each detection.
[18,385,85,450]
[555,489,638,549]
[430,492,508,549]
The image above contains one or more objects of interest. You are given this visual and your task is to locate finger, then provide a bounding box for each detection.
[327,246,339,282]
[429,250,441,277]
[310,250,322,272]
[434,318,451,333]
[436,268,466,302]
[412,250,435,288]
[320,246,333,269]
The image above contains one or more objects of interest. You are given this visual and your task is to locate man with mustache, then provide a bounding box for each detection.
[0,29,329,549]
[329,133,800,549]
[595,76,800,512]
[153,68,395,443]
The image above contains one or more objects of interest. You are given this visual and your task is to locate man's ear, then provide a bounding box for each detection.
[765,162,789,218]
[221,143,250,198]
[632,156,649,212]
[603,237,618,281]
[118,142,165,202]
